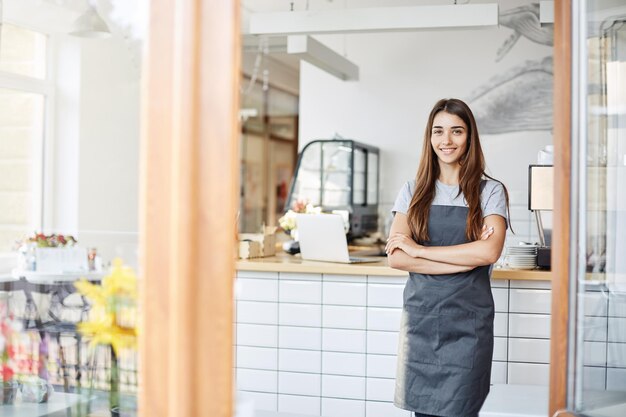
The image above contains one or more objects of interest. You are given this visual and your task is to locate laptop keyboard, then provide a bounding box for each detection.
[349,257,376,263]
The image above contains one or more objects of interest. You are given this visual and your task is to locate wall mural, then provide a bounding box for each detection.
[469,3,554,135]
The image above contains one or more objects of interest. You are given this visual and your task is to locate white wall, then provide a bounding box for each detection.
[299,0,553,244]
[51,35,140,264]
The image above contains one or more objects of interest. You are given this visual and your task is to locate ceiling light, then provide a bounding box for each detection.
[287,35,358,81]
[248,4,499,36]
[69,5,111,39]
[243,35,359,81]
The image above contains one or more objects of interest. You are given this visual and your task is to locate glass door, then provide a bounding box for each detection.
[568,1,626,415]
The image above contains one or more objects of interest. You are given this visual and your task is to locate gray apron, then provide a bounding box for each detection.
[394,205,494,417]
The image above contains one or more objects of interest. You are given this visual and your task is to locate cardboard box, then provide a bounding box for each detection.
[238,240,262,259]
[239,226,277,257]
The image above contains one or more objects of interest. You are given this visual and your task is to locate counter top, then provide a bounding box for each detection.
[236,253,552,281]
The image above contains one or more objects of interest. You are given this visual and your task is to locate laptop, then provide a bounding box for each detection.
[296,214,379,264]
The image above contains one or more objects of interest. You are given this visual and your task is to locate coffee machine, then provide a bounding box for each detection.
[528,165,553,269]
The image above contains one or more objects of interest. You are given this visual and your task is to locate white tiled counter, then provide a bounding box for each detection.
[233,254,569,417]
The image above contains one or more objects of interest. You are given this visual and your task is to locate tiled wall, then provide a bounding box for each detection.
[234,271,625,417]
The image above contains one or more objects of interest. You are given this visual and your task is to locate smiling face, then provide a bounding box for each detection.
[430,111,469,167]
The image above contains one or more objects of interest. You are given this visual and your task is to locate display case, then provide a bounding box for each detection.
[286,139,380,237]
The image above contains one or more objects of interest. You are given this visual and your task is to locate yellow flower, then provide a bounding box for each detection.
[75,258,138,355]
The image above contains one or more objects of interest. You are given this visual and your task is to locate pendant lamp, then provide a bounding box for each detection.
[69,4,111,39]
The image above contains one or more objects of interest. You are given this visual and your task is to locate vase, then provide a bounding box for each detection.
[1,380,19,405]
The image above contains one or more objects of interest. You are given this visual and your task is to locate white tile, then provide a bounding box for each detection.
[509,289,551,314]
[491,361,507,384]
[279,280,322,304]
[367,284,404,308]
[608,317,626,342]
[321,398,365,417]
[492,288,509,313]
[509,314,551,338]
[609,292,626,317]
[323,328,366,353]
[237,368,277,392]
[584,316,608,342]
[323,305,366,329]
[279,349,321,373]
[584,342,607,367]
[508,338,550,363]
[366,400,410,417]
[279,303,322,327]
[366,354,398,379]
[507,362,549,385]
[237,301,278,325]
[237,271,278,279]
[278,371,321,396]
[323,281,366,306]
[367,331,399,355]
[323,351,366,377]
[237,324,278,348]
[279,272,322,281]
[581,291,608,317]
[607,368,626,391]
[323,274,367,283]
[583,367,606,390]
[322,374,366,399]
[368,275,408,285]
[278,394,320,416]
[237,346,277,370]
[607,342,626,367]
[366,377,395,402]
[494,312,508,337]
[509,280,551,289]
[236,278,278,302]
[493,337,507,361]
[491,279,509,288]
[238,391,277,411]
[367,307,402,331]
[279,326,321,350]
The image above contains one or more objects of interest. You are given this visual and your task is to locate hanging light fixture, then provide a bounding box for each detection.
[69,2,111,39]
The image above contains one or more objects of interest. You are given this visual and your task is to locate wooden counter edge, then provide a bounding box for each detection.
[236,256,552,281]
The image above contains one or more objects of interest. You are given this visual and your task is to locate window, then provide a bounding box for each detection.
[0,23,47,79]
[0,23,49,253]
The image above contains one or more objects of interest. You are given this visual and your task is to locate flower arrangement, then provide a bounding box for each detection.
[278,199,322,235]
[23,233,77,248]
[74,258,138,416]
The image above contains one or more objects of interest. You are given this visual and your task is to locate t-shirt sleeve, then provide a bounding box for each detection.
[391,181,413,216]
[482,181,509,229]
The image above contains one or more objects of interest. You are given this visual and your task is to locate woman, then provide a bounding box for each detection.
[385,98,510,417]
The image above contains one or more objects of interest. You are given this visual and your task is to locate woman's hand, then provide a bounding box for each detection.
[385,233,424,258]
[480,224,494,241]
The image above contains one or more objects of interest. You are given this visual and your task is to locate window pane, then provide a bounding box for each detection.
[0,23,47,79]
[0,88,44,251]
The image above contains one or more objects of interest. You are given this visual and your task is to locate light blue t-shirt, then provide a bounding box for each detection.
[391,179,509,228]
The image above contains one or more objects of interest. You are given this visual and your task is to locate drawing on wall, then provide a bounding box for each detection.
[469,3,554,135]
[469,56,553,135]
[497,2,553,62]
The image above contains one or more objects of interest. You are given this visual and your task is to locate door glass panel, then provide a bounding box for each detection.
[571,2,626,415]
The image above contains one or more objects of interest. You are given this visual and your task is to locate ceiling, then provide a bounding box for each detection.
[241,0,463,13]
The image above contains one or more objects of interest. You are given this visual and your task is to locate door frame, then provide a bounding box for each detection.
[139,1,240,416]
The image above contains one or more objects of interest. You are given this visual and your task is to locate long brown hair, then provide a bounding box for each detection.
[407,98,511,243]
